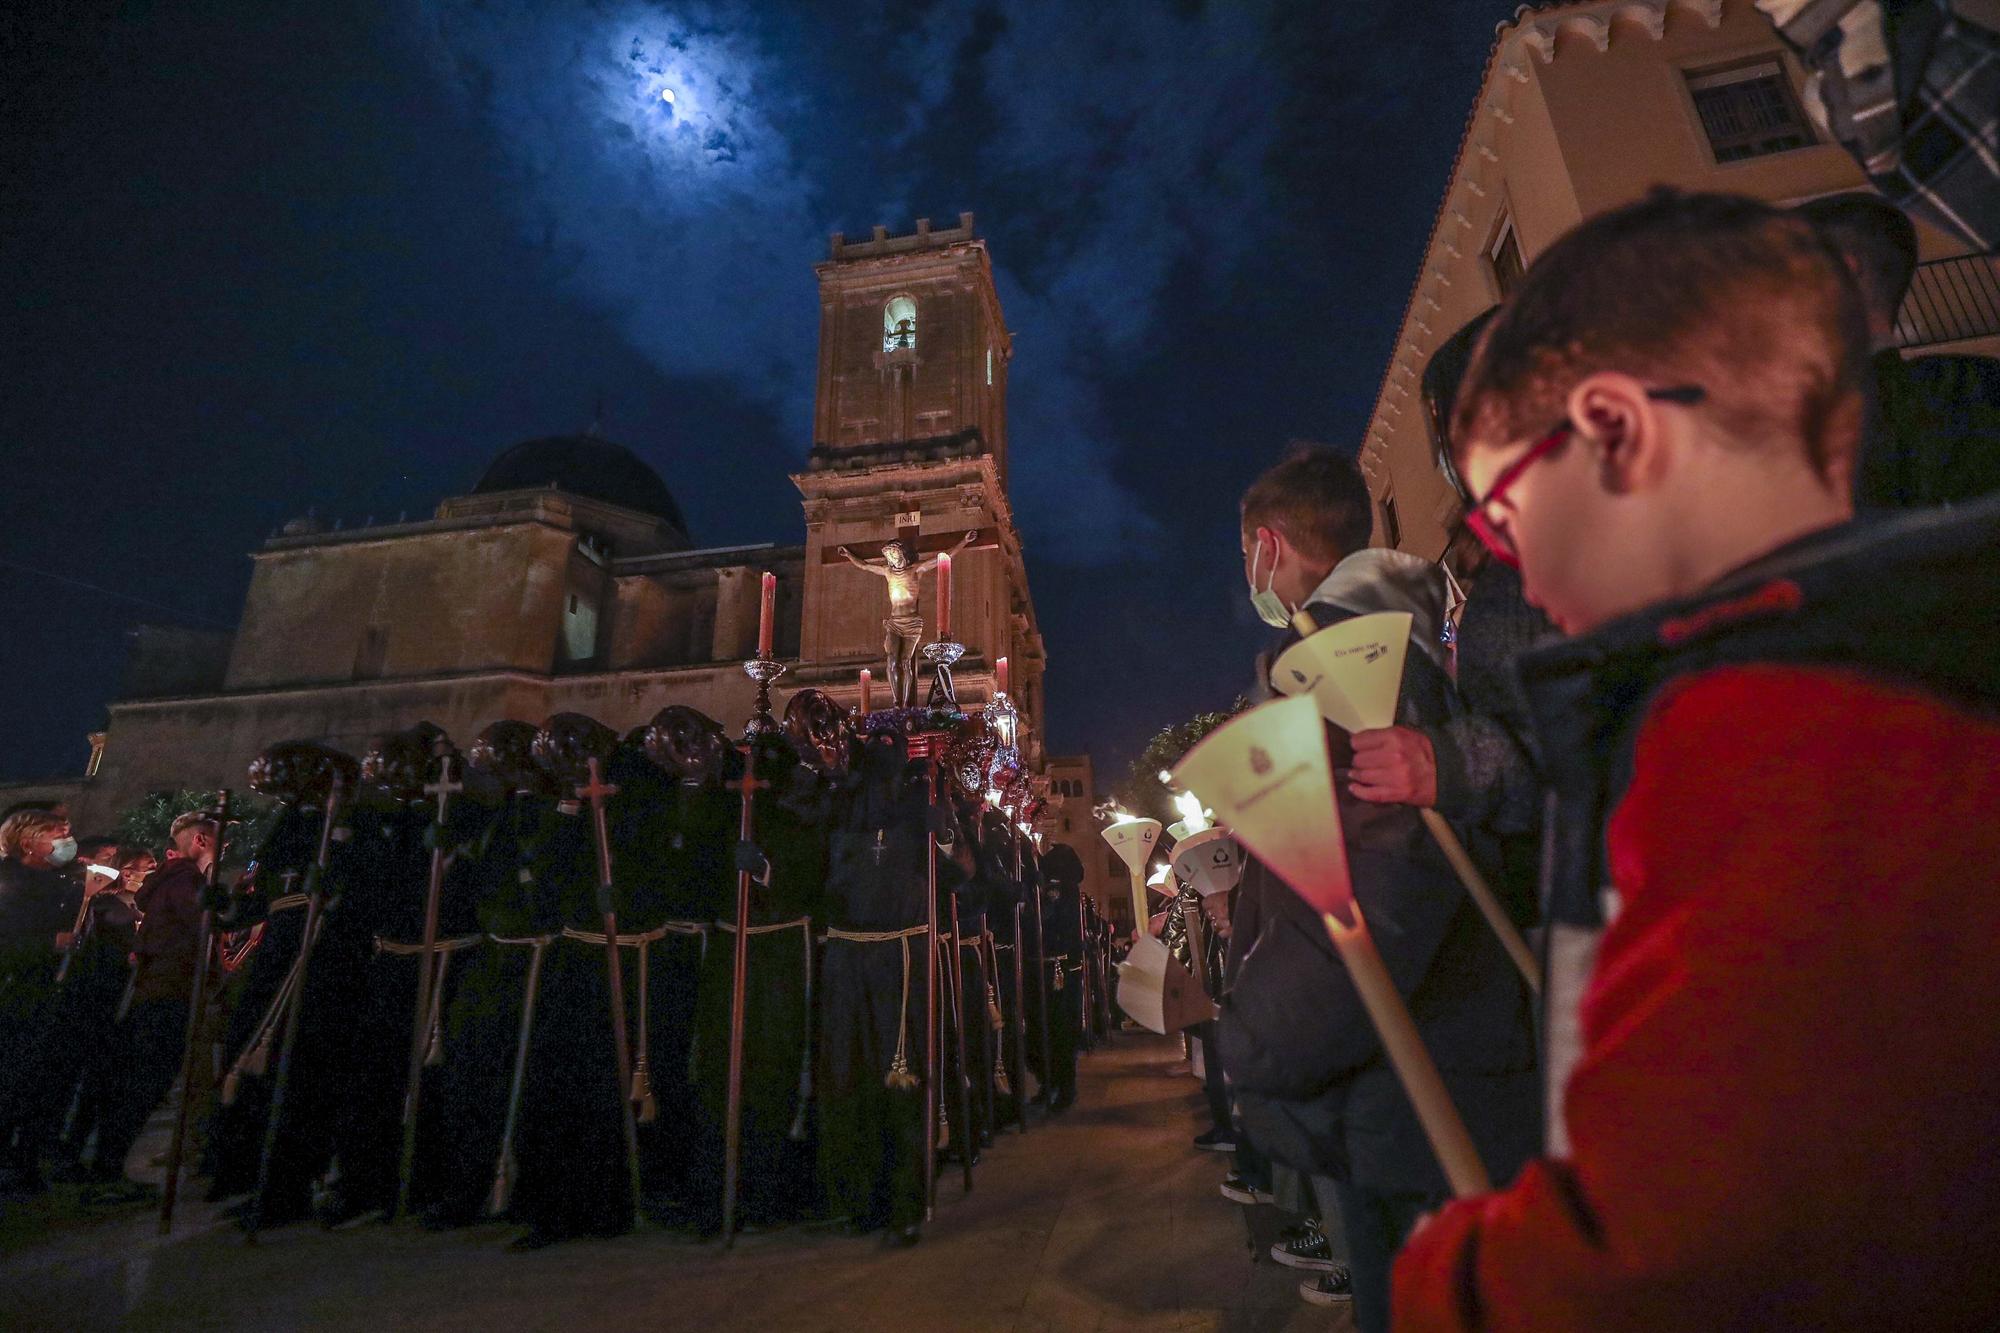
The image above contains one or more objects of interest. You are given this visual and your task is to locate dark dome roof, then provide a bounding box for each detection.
[472,434,687,531]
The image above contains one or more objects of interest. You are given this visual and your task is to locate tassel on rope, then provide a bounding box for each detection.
[885,933,919,1093]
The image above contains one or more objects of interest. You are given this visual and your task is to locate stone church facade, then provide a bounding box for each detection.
[25,215,1065,835]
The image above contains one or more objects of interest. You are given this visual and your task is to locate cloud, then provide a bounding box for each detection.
[407,0,1291,565]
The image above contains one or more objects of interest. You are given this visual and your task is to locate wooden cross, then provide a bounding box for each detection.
[820,525,999,564]
[576,758,619,809]
[279,870,300,895]
[424,754,463,820]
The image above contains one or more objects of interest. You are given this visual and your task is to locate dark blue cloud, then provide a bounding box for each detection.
[1,0,1511,788]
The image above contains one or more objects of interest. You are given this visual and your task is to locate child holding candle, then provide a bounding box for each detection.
[1392,190,2000,1330]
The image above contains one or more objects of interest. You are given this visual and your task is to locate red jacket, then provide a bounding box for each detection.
[1393,665,2000,1330]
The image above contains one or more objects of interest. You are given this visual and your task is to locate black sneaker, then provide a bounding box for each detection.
[1298,1269,1354,1306]
[1271,1218,1341,1271]
[1217,1173,1273,1206]
[1191,1127,1237,1153]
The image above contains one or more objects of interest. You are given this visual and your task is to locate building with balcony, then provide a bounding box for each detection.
[1362,0,2000,560]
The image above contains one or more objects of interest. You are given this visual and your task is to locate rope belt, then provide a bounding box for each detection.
[375,934,484,1067]
[267,893,310,914]
[824,924,929,1089]
[375,933,486,956]
[560,923,674,948]
[559,925,682,1121]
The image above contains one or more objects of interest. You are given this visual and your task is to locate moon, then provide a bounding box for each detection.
[660,87,676,106]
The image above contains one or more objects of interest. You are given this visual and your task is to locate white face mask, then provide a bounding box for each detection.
[1246,535,1294,629]
[46,836,78,867]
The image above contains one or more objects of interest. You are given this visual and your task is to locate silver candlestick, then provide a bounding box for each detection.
[920,640,966,711]
[743,657,787,740]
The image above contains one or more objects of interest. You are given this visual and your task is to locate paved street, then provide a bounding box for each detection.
[0,1034,1347,1331]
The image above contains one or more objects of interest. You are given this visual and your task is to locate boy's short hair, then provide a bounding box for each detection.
[1794,192,1919,320]
[1240,444,1374,565]
[1453,190,1871,483]
[168,811,217,843]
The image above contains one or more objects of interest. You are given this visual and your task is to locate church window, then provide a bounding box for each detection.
[883,296,917,353]
[1380,493,1403,550]
[986,347,993,386]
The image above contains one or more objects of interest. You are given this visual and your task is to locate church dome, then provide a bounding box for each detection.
[472,434,688,532]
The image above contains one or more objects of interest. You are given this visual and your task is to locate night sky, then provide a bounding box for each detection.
[2,1,1507,789]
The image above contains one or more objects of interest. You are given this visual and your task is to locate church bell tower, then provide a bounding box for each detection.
[791,213,1044,754]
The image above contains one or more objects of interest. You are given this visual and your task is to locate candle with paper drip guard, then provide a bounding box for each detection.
[1272,608,1539,993]
[757,571,777,659]
[1167,790,1245,900]
[1102,809,1174,1034]
[858,668,873,715]
[1173,693,1492,1199]
[935,551,952,641]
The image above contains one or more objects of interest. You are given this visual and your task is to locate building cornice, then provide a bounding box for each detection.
[1359,0,1726,492]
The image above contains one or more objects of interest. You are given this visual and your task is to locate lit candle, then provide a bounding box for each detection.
[996,655,1009,695]
[859,668,873,715]
[757,571,776,659]
[936,551,952,641]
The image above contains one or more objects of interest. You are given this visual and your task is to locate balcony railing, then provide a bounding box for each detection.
[1895,252,2000,349]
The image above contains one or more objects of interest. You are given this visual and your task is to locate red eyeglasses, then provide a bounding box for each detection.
[1463,385,1705,569]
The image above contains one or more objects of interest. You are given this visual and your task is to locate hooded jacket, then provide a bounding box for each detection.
[1394,496,2000,1330]
[1221,548,1538,1194]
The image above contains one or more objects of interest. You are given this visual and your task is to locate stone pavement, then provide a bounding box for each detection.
[0,1034,1350,1331]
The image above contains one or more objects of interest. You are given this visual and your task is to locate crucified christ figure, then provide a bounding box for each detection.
[838,533,975,708]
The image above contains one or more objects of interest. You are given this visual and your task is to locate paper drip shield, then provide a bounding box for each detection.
[1171,694,1353,917]
[1269,610,1413,733]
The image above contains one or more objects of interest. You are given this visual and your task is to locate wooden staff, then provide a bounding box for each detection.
[159,790,232,1236]
[487,935,550,1217]
[943,886,976,1193]
[1418,809,1540,994]
[1009,900,1029,1134]
[1080,880,1096,1048]
[1322,900,1490,1198]
[1029,844,1054,1108]
[394,745,462,1219]
[245,776,344,1242]
[577,757,644,1230]
[720,745,766,1246]
[922,758,941,1218]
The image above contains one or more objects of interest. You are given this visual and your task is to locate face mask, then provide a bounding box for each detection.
[1247,536,1294,630]
[47,837,78,867]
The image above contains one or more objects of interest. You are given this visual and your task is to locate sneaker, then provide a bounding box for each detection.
[1191,1127,1237,1153]
[1217,1173,1273,1206]
[1298,1269,1354,1306]
[1271,1218,1342,1271]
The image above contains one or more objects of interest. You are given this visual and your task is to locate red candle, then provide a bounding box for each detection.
[936,551,952,640]
[859,668,873,715]
[996,655,1009,695]
[757,571,776,658]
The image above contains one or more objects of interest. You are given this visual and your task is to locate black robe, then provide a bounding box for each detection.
[511,747,673,1242]
[814,740,944,1233]
[688,741,827,1231]
[430,788,565,1225]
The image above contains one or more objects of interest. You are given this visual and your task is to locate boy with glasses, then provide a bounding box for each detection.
[1392,190,2000,1328]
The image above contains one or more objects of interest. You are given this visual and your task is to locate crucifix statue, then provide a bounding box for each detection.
[838,532,975,708]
